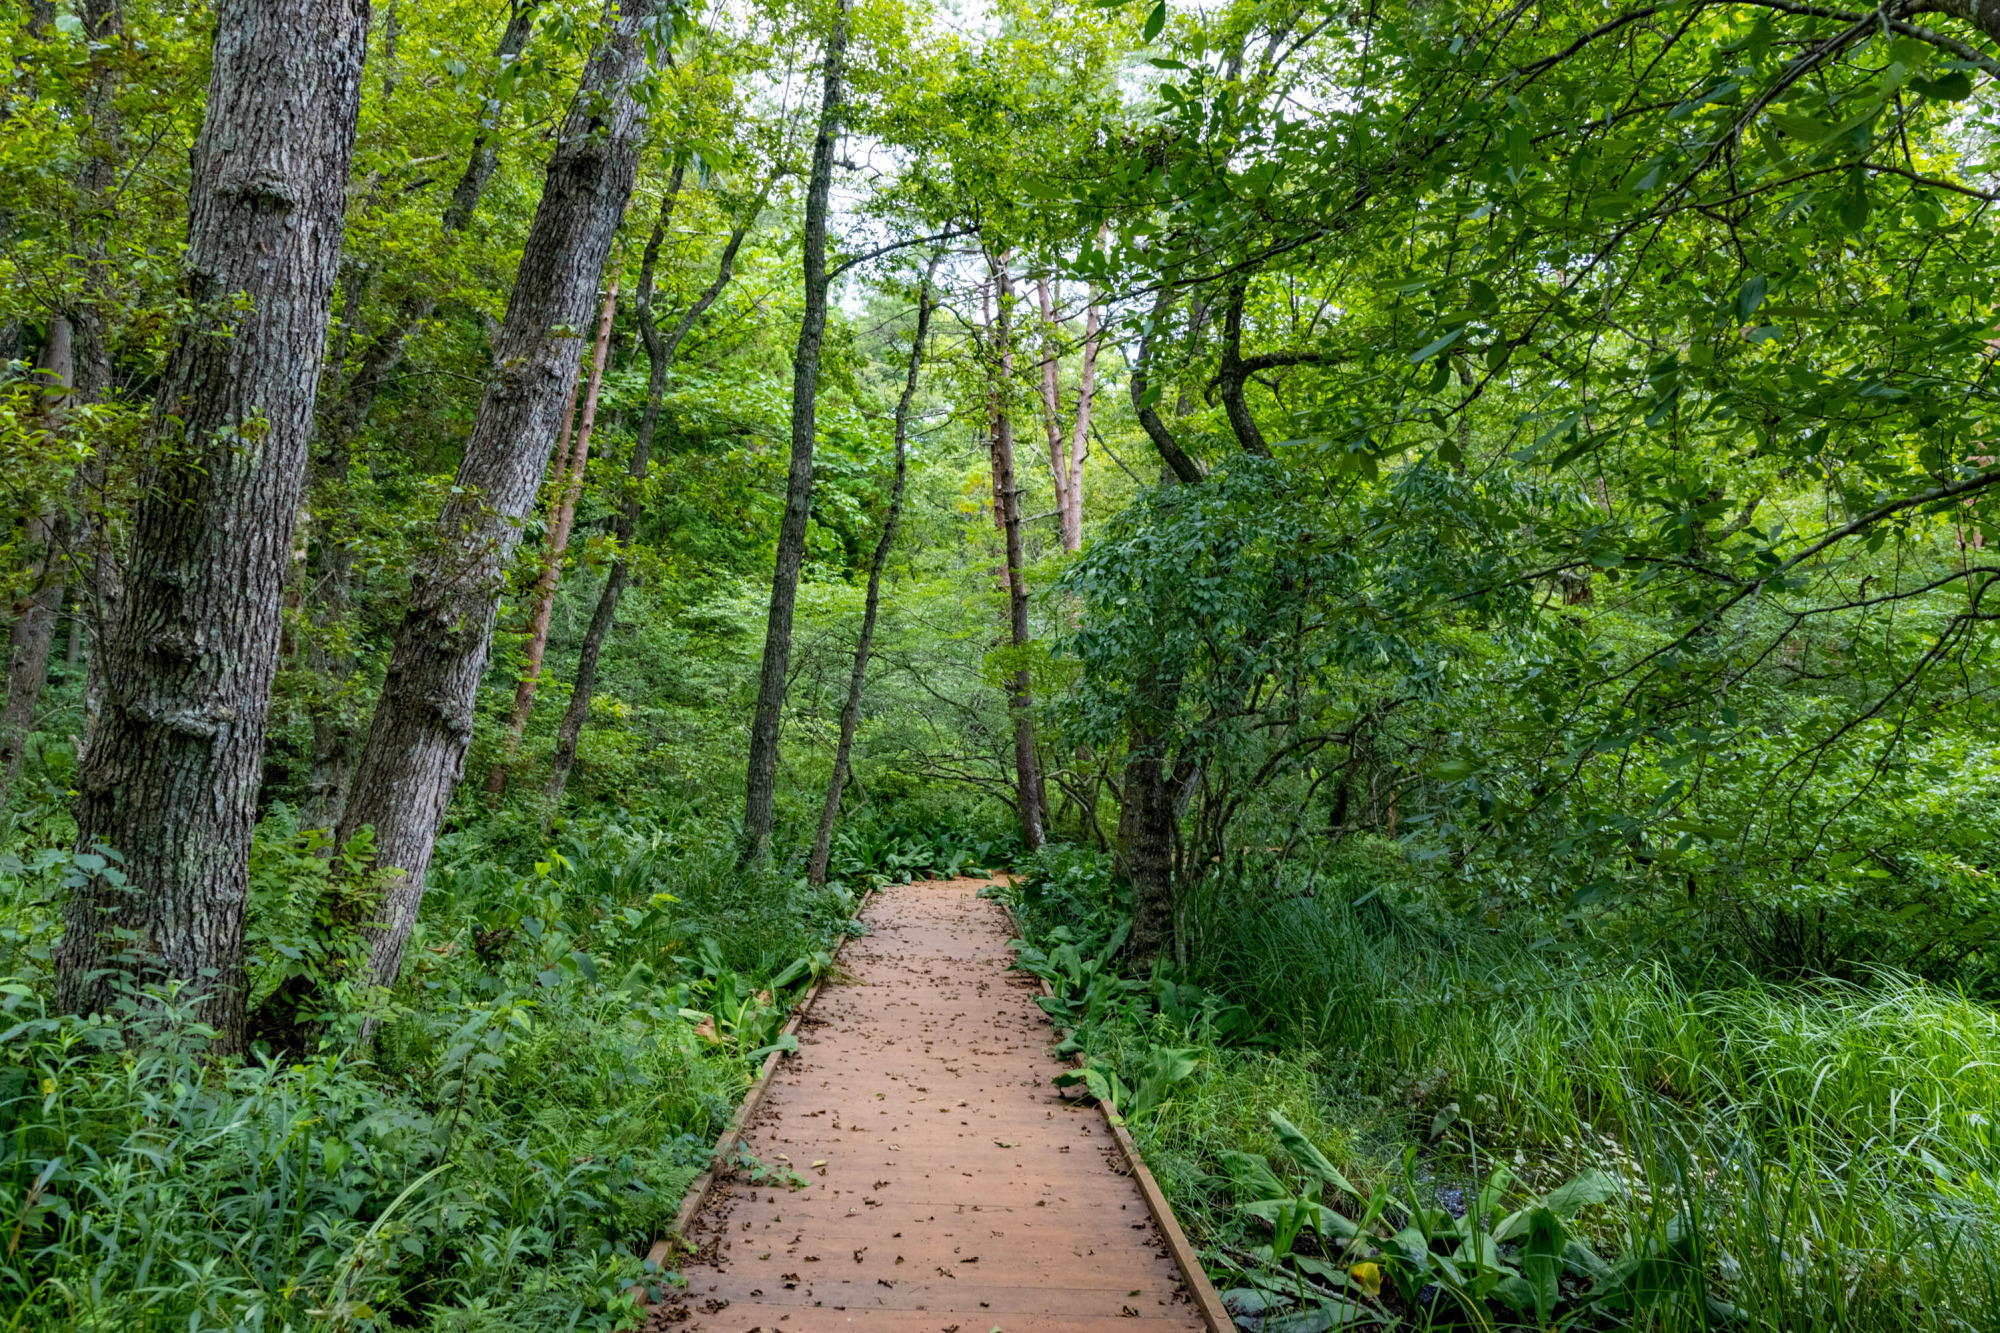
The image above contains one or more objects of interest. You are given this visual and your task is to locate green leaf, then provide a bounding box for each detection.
[1269,1110,1361,1197]
[1732,274,1767,324]
[1409,328,1465,364]
[1836,167,1871,231]
[1909,70,1973,100]
[745,1033,800,1062]
[1218,1150,1291,1202]
[1141,1,1166,42]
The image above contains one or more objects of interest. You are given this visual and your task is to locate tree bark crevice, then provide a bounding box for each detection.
[54,0,370,1051]
[335,0,664,996]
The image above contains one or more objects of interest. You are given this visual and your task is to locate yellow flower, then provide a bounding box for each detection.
[1349,1261,1382,1298]
[39,1078,54,1098]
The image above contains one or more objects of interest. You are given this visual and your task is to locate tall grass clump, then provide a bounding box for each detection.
[1177,848,2000,1330]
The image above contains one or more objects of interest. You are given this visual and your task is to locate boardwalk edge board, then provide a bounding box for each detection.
[997,896,1235,1333]
[645,885,877,1273]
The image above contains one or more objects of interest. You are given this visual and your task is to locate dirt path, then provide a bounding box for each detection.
[657,877,1207,1332]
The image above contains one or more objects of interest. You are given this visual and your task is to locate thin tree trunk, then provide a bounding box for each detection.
[52,0,368,1050]
[61,0,123,770]
[1033,278,1079,554]
[483,282,616,796]
[1131,287,1203,485]
[337,0,662,996]
[0,323,75,801]
[808,265,934,886]
[1217,282,1273,458]
[741,0,848,864]
[989,254,1047,852]
[306,0,540,828]
[544,170,766,812]
[1068,281,1100,547]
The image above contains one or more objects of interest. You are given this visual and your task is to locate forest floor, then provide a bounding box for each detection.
[657,877,1206,1332]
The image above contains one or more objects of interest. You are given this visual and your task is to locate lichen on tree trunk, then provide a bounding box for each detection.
[53,0,369,1051]
[336,0,664,995]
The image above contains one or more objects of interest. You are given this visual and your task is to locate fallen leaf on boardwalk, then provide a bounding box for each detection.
[994,1140,1013,1148]
[853,1247,867,1263]
[812,1160,827,1174]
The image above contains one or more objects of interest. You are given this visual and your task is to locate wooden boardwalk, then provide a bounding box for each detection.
[655,877,1208,1332]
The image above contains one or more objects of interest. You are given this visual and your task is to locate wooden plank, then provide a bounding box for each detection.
[997,893,1235,1333]
[646,886,875,1271]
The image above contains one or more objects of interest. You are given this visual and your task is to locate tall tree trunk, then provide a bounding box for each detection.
[1067,280,1100,548]
[306,0,541,828]
[337,0,661,995]
[545,170,765,812]
[1033,278,1080,554]
[808,265,933,886]
[0,323,76,801]
[989,255,1047,852]
[60,0,123,771]
[741,0,848,864]
[52,0,369,1049]
[484,282,616,795]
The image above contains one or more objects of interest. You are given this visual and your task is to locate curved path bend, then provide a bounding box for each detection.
[655,876,1206,1333]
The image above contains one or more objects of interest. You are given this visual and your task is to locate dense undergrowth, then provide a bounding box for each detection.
[0,802,885,1332]
[995,843,2000,1332]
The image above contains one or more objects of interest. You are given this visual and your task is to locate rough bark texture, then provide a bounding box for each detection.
[53,0,369,1048]
[544,172,763,811]
[1118,712,1178,964]
[306,0,539,827]
[990,257,1047,852]
[1907,0,2000,43]
[338,0,661,994]
[484,283,617,795]
[807,270,932,886]
[741,0,848,864]
[0,324,75,800]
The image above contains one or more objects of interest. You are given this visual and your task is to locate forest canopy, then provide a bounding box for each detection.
[0,0,1997,1323]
